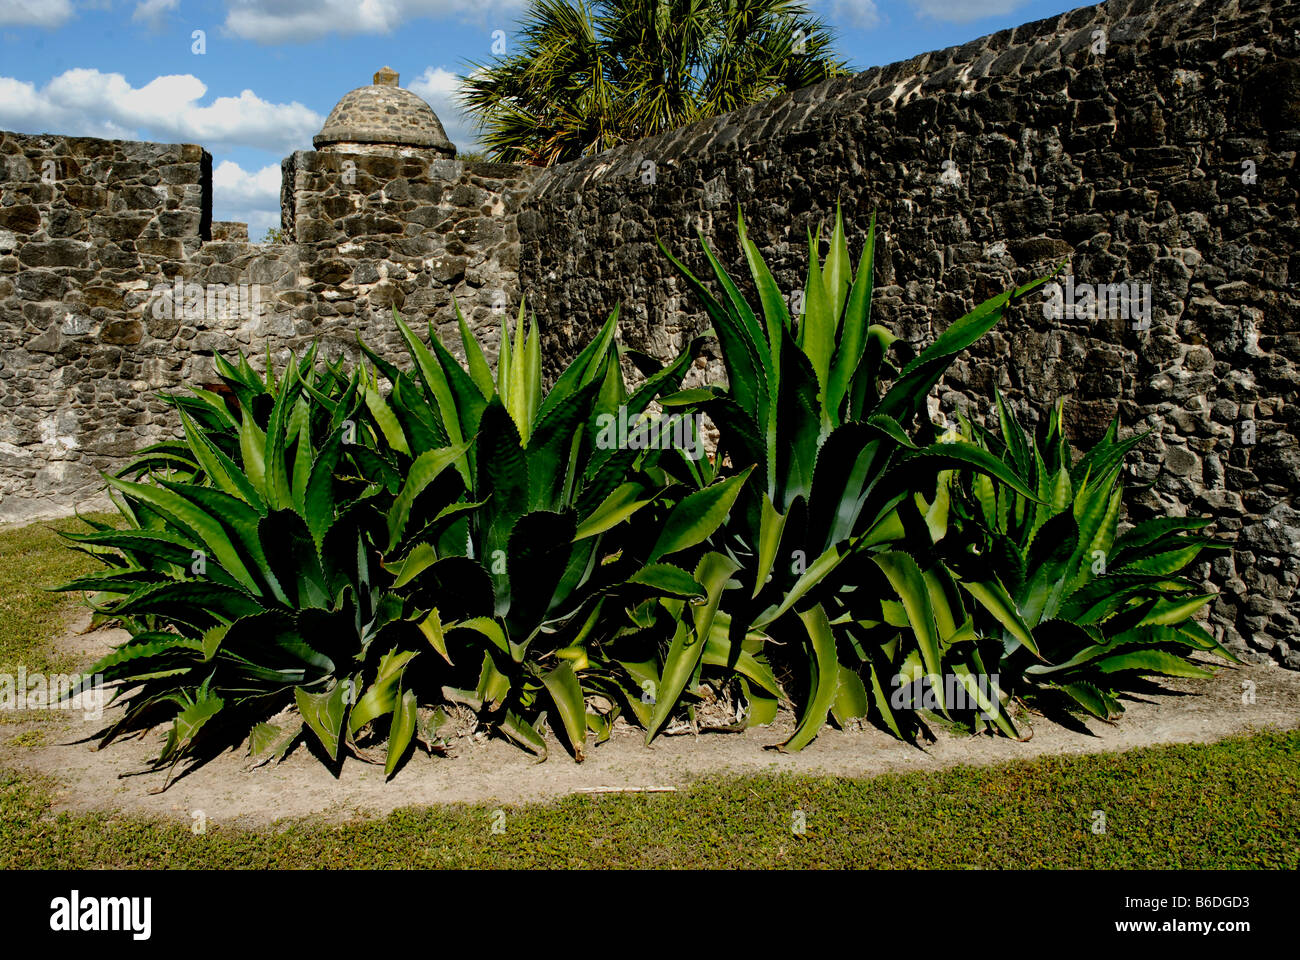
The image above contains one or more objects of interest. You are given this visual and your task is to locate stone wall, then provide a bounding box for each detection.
[0,133,211,514]
[0,0,1296,665]
[518,0,1300,666]
[0,131,534,521]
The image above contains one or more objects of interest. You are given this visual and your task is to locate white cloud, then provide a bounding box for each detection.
[0,0,74,27]
[212,159,282,238]
[407,65,481,153]
[133,0,181,26]
[223,0,524,44]
[908,0,1026,23]
[0,69,322,154]
[824,0,881,30]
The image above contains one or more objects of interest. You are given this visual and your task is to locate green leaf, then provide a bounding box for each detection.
[499,711,548,760]
[907,441,1041,502]
[247,720,301,767]
[455,299,496,399]
[994,389,1031,481]
[84,636,201,684]
[385,688,419,777]
[646,552,739,743]
[1137,594,1215,627]
[866,656,904,739]
[800,227,837,400]
[475,652,512,708]
[504,510,577,646]
[526,374,602,511]
[349,648,419,735]
[574,481,658,541]
[389,542,439,589]
[960,577,1041,658]
[753,542,849,629]
[393,308,470,484]
[664,237,767,425]
[238,410,268,497]
[417,608,454,665]
[506,306,531,440]
[752,492,788,599]
[363,379,411,456]
[627,563,706,598]
[386,441,472,550]
[1092,649,1214,679]
[824,205,852,329]
[831,666,869,726]
[951,662,1020,739]
[291,414,313,515]
[101,474,261,595]
[303,426,346,547]
[872,552,945,712]
[826,213,876,416]
[261,358,299,511]
[1057,680,1113,718]
[538,307,620,422]
[1114,515,1214,553]
[160,691,224,762]
[701,634,782,698]
[1116,544,1208,577]
[741,681,780,727]
[295,682,350,761]
[739,214,790,496]
[877,291,1014,423]
[541,661,588,761]
[781,604,840,751]
[1050,463,1072,513]
[647,466,753,562]
[176,408,262,506]
[447,617,511,657]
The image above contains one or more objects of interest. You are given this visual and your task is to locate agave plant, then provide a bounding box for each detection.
[944,392,1238,720]
[353,303,762,759]
[59,293,767,776]
[57,346,465,782]
[58,206,1234,781]
[661,208,1050,746]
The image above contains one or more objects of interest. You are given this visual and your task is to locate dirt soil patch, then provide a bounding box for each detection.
[5,608,1298,829]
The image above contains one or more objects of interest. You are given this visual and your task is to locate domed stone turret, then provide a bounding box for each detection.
[313,67,456,156]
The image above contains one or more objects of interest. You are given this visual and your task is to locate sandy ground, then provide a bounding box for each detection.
[3,608,1297,829]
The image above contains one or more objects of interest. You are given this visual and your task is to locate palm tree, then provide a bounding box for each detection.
[459,0,848,166]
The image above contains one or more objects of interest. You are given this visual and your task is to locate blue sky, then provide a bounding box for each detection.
[0,0,1086,237]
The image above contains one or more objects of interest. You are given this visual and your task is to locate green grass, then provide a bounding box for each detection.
[3,731,1296,869]
[0,514,114,676]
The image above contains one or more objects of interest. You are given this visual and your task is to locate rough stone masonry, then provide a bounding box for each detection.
[520,0,1300,668]
[0,0,1296,667]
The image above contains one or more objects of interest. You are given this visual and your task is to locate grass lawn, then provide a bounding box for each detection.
[1,518,1296,870]
[2,732,1296,869]
[0,514,113,677]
